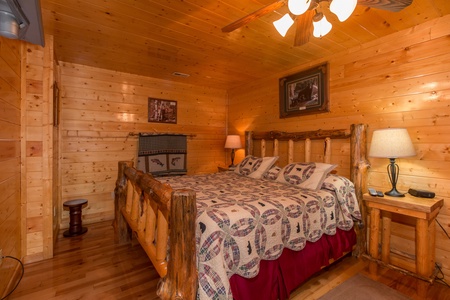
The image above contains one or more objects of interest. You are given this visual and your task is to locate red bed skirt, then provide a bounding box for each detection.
[229,228,356,300]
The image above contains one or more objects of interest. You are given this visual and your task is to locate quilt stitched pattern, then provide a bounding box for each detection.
[163,172,361,300]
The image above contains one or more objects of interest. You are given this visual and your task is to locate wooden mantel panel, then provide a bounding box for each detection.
[227,15,450,281]
[59,63,228,227]
[22,35,55,264]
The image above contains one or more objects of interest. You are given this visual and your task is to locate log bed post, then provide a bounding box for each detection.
[114,161,133,244]
[158,189,197,300]
[245,131,253,156]
[350,124,370,257]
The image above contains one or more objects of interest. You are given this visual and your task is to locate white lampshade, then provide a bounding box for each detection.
[312,13,332,38]
[330,0,357,22]
[288,0,310,16]
[273,13,294,37]
[225,135,242,149]
[369,128,416,158]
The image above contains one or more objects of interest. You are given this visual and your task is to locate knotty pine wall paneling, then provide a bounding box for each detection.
[228,14,450,281]
[0,36,22,297]
[59,63,227,227]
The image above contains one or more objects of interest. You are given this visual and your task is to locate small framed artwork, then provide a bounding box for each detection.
[148,98,177,124]
[279,63,329,118]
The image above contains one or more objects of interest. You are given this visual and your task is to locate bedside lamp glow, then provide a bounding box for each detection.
[224,135,242,168]
[369,128,416,197]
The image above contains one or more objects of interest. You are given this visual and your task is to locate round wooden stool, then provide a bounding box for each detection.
[63,199,88,237]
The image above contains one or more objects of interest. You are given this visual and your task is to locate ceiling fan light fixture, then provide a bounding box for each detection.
[312,12,332,38]
[288,0,310,16]
[330,0,357,22]
[0,0,19,39]
[273,13,294,37]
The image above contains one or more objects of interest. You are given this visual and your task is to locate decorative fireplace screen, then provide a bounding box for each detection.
[137,133,187,176]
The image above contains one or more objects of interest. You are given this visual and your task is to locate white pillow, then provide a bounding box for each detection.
[276,162,337,191]
[234,156,279,179]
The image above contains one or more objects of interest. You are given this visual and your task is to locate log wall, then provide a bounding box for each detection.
[59,63,227,227]
[228,15,450,281]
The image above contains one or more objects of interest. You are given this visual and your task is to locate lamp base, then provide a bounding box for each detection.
[385,188,405,197]
[385,158,405,197]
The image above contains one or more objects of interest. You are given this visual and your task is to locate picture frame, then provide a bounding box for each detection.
[279,63,329,118]
[148,98,177,124]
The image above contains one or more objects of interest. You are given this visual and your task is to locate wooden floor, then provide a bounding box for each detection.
[8,221,450,299]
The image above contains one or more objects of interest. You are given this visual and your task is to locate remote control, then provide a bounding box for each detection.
[368,188,378,196]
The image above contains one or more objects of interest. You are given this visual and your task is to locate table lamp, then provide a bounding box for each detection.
[224,135,242,168]
[369,128,416,197]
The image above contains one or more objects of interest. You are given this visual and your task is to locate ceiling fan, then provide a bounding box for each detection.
[222,0,413,46]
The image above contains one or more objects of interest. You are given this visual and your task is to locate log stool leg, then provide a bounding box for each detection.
[63,199,88,237]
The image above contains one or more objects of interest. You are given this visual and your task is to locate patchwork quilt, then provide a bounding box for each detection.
[163,172,361,300]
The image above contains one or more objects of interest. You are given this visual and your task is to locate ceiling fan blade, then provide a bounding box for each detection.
[294,10,314,46]
[222,0,286,33]
[357,0,413,12]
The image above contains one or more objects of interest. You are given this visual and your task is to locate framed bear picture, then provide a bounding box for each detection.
[279,63,329,118]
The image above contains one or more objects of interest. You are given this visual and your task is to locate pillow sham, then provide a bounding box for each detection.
[234,155,279,179]
[276,162,337,191]
[263,165,281,180]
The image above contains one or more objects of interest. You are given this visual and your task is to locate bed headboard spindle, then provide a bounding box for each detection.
[288,140,294,163]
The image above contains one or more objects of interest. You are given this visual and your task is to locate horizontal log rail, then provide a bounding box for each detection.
[249,128,351,141]
[113,161,197,300]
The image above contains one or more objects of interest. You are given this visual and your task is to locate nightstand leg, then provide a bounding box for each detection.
[381,211,391,264]
[369,207,380,275]
[416,218,432,297]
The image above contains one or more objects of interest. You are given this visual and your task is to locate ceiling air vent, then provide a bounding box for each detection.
[172,72,190,78]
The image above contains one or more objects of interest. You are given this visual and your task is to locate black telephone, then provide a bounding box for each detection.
[408,188,435,198]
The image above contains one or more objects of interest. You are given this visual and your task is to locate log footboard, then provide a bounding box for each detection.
[114,161,197,299]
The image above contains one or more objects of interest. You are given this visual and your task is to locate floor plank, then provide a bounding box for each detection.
[7,221,450,299]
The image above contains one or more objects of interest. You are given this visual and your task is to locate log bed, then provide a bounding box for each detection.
[113,123,370,300]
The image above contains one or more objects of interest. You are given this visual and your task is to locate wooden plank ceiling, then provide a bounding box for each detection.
[40,0,450,89]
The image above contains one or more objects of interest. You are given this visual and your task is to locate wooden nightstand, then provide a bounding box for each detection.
[363,193,443,292]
